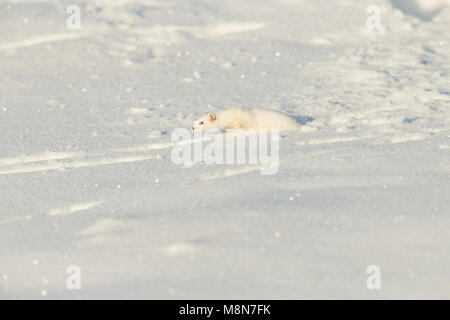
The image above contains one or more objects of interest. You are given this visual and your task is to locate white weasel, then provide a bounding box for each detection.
[192,107,301,131]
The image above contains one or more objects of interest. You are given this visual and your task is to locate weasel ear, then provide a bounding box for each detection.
[209,113,216,121]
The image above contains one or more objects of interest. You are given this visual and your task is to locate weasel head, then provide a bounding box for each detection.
[193,112,217,131]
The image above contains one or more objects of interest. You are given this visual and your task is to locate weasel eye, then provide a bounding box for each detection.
[199,121,203,125]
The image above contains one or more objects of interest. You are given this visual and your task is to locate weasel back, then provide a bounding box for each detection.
[227,107,301,131]
[248,108,301,131]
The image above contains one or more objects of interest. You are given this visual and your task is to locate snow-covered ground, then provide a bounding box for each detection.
[0,0,449,299]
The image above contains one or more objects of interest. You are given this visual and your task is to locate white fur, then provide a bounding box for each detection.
[193,107,301,131]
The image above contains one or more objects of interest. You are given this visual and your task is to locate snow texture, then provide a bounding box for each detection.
[0,0,449,299]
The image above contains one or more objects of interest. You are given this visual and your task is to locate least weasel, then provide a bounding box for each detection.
[192,107,301,131]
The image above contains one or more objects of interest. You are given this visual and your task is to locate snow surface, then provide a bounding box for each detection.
[0,0,449,299]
